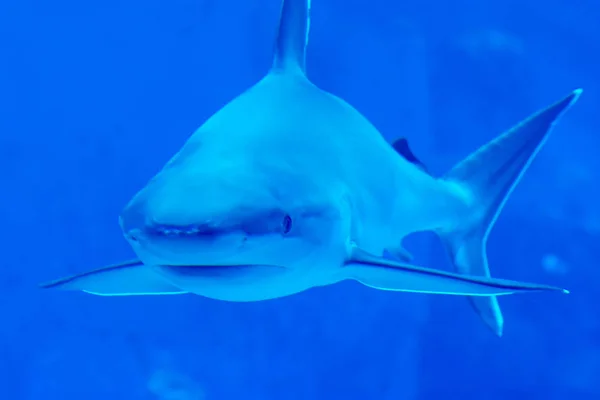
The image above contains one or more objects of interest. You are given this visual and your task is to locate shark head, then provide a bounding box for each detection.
[119,144,349,271]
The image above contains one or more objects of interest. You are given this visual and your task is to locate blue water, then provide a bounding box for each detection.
[2,0,599,398]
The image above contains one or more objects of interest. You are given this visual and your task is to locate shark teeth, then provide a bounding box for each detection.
[148,224,208,237]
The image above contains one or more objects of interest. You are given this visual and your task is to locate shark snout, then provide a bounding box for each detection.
[118,186,240,266]
[119,182,196,241]
[119,197,149,242]
[120,193,222,241]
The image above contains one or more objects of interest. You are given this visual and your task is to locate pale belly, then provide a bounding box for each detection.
[151,262,330,302]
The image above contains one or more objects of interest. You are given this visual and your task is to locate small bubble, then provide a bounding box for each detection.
[541,253,568,275]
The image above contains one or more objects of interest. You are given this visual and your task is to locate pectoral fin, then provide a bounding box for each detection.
[40,260,187,296]
[342,247,568,296]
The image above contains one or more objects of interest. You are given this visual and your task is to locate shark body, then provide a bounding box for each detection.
[42,0,581,336]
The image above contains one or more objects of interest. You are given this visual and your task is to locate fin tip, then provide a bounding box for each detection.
[568,88,583,105]
[489,315,504,337]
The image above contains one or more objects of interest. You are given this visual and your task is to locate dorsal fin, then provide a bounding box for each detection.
[392,138,429,173]
[271,0,311,75]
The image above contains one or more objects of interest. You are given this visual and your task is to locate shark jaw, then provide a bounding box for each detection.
[117,171,348,271]
[117,220,344,302]
[115,179,351,302]
[121,221,251,268]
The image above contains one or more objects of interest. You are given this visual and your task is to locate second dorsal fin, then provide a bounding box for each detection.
[392,138,429,173]
[271,0,311,75]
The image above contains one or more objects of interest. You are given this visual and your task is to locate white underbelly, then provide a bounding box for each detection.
[152,262,327,302]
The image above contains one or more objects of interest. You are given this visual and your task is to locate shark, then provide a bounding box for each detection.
[42,0,582,336]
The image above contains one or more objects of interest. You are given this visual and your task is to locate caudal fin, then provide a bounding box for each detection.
[437,89,582,336]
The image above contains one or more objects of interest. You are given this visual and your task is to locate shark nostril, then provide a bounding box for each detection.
[127,231,140,242]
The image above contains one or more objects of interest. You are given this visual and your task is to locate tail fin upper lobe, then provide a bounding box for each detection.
[437,89,582,336]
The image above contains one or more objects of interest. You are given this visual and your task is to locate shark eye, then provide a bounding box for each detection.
[282,214,292,234]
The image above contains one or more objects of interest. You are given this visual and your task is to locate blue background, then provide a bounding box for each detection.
[1,0,599,398]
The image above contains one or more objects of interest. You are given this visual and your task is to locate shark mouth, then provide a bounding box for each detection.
[136,222,260,270]
[146,223,221,238]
